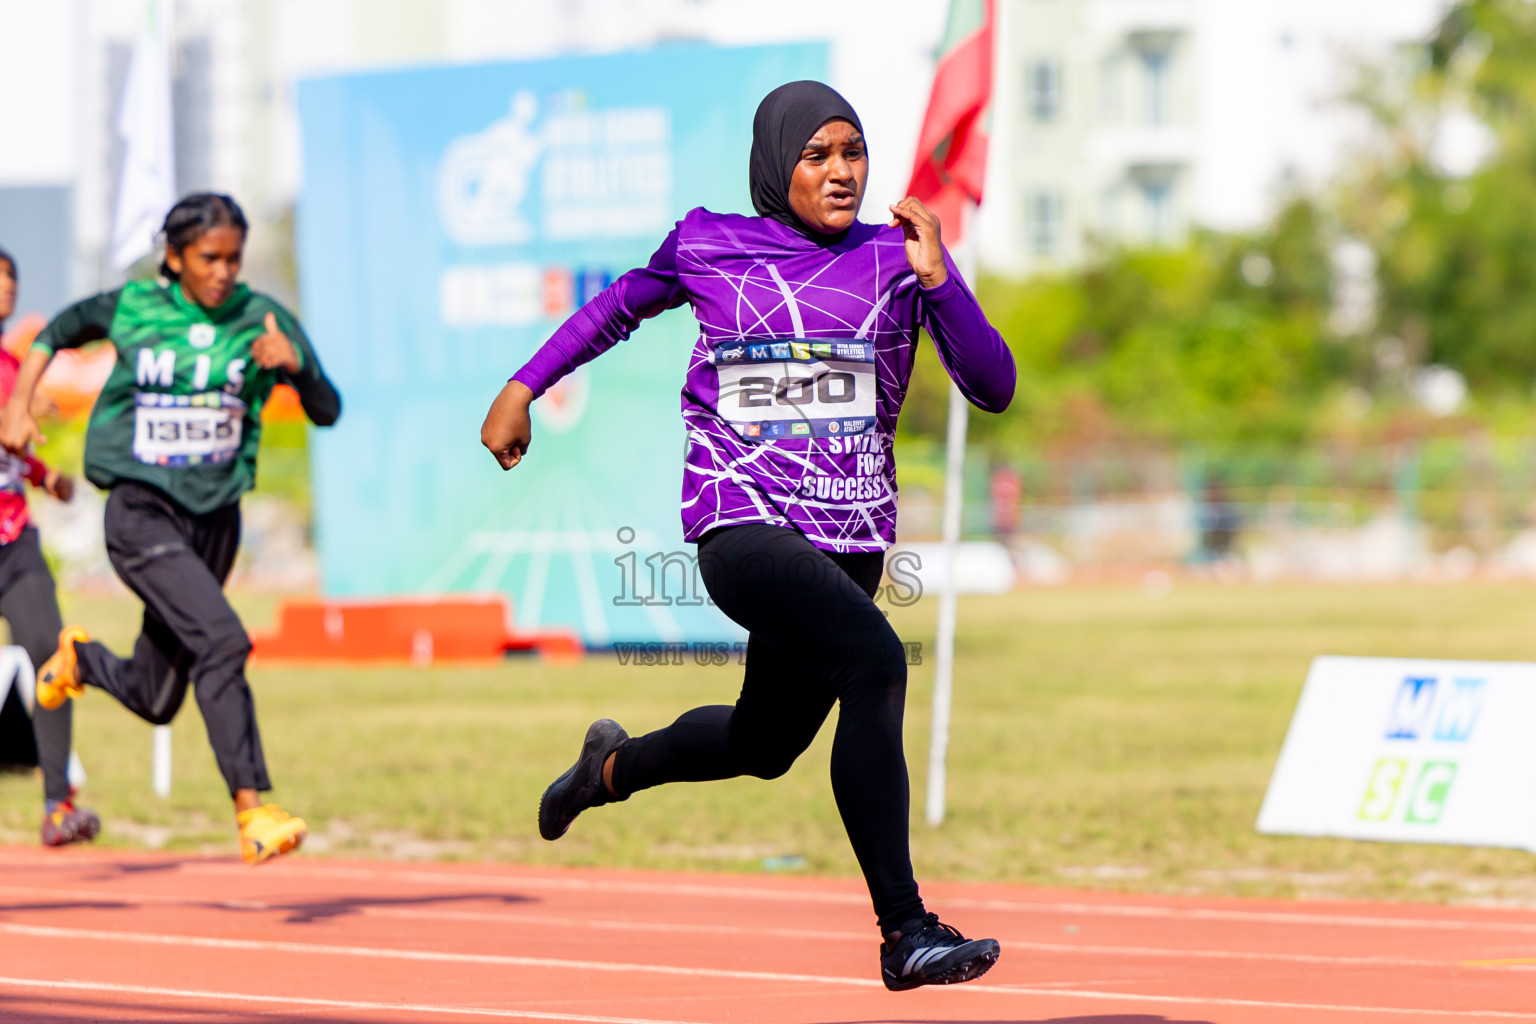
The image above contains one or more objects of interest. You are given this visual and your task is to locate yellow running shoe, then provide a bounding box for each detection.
[238,804,307,865]
[35,627,89,711]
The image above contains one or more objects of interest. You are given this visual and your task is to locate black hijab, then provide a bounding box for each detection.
[750,81,864,236]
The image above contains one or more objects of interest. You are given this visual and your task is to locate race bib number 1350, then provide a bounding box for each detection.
[133,392,245,467]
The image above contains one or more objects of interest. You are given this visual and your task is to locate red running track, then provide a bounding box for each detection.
[0,847,1532,1023]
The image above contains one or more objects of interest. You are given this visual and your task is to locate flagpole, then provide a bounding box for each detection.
[926,200,977,828]
[134,0,176,799]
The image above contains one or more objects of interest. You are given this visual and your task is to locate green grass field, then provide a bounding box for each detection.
[4,582,1535,905]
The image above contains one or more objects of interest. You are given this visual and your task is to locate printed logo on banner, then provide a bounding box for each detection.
[437,90,672,326]
[438,90,673,247]
[1357,676,1486,825]
[531,365,591,434]
[576,267,613,306]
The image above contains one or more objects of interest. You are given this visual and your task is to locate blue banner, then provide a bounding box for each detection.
[296,43,827,644]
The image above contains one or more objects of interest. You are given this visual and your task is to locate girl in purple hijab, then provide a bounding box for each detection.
[481,81,1013,991]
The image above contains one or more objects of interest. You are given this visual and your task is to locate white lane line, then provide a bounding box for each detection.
[168,861,1536,935]
[986,983,1536,1020]
[2,954,1531,1023]
[0,976,703,1024]
[0,882,263,910]
[362,907,1536,972]
[0,922,885,989]
[9,921,1536,1018]
[9,852,1536,938]
[2,884,1531,974]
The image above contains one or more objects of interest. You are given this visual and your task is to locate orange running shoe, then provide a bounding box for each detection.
[238,804,307,865]
[35,627,89,711]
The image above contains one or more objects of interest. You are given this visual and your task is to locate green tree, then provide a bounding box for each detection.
[1347,0,1536,391]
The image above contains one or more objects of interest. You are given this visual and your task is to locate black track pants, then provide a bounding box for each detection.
[75,483,269,795]
[611,523,924,932]
[0,528,71,802]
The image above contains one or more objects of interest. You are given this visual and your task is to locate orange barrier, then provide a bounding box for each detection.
[250,596,583,664]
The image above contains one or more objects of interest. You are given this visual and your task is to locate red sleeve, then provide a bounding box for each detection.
[23,455,48,487]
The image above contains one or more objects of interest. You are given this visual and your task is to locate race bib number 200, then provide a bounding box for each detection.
[133,392,245,467]
[712,338,876,441]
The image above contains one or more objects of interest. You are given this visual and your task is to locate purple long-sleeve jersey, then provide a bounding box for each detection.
[512,208,1015,553]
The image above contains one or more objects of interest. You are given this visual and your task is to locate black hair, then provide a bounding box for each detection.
[157,193,248,281]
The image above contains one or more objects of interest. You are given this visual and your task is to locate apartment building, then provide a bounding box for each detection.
[977,0,1451,275]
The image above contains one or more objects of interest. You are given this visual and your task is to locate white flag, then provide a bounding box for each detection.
[110,0,175,271]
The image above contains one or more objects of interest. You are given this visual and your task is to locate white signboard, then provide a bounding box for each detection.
[1257,656,1536,850]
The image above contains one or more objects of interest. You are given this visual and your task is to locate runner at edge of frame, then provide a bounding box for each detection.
[0,194,342,866]
[0,246,100,847]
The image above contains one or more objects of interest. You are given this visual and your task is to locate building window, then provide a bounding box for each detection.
[1025,59,1061,123]
[1140,178,1173,243]
[1025,190,1062,255]
[1140,47,1172,126]
[1099,53,1121,124]
[1100,185,1121,237]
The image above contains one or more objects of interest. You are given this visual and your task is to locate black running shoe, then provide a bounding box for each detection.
[879,913,1000,991]
[538,718,628,841]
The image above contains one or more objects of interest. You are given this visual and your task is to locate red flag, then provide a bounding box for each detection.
[906,0,995,244]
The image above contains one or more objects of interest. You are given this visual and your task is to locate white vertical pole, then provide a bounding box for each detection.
[150,0,175,803]
[152,724,172,798]
[926,201,977,827]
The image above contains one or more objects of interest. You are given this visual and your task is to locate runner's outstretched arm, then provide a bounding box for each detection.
[0,291,120,454]
[919,258,1015,414]
[510,226,688,400]
[889,197,1015,414]
[482,225,688,469]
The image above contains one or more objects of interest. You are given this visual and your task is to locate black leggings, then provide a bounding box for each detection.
[611,523,924,932]
[75,483,269,795]
[0,528,71,802]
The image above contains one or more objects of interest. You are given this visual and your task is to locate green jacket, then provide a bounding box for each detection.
[35,280,341,514]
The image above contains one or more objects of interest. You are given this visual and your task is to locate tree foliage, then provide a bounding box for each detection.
[917,200,1340,449]
[901,0,1536,451]
[1348,0,1536,390]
